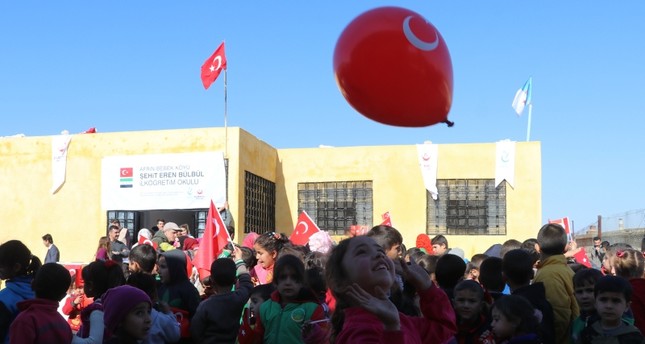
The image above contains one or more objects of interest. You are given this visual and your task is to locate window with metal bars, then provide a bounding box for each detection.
[297,181,373,235]
[426,179,506,235]
[244,171,276,234]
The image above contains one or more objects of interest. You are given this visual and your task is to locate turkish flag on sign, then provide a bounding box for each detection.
[201,42,227,90]
[120,168,133,178]
[380,211,392,226]
[574,249,592,268]
[291,210,321,245]
[193,200,231,279]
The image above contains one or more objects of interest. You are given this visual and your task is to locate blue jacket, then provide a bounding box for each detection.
[0,275,36,343]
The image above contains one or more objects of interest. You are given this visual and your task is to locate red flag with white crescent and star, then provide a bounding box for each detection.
[201,42,227,90]
[380,211,392,226]
[290,210,321,245]
[193,199,231,279]
[574,249,592,268]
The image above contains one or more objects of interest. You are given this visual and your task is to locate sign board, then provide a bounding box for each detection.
[101,152,226,210]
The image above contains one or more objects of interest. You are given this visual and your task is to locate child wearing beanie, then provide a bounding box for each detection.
[102,285,152,344]
[9,263,72,344]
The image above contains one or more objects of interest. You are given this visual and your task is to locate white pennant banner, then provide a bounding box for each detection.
[51,134,72,194]
[495,140,516,188]
[416,143,439,200]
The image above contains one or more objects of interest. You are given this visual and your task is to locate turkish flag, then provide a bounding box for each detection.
[380,211,392,226]
[201,42,227,90]
[193,200,231,279]
[290,210,321,245]
[549,217,572,241]
[120,168,133,178]
[574,249,592,268]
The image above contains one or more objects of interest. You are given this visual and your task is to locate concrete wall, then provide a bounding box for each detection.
[0,128,541,262]
[277,142,542,258]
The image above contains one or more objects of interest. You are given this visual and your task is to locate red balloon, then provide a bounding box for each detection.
[334,7,454,127]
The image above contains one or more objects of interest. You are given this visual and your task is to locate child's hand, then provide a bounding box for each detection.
[233,245,244,261]
[344,283,400,331]
[399,257,432,291]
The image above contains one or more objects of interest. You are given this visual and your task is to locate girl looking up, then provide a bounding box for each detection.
[325,236,456,344]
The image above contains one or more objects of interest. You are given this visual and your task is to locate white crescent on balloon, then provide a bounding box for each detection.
[297,221,309,234]
[402,15,439,51]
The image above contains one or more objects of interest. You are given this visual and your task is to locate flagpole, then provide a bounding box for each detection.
[526,103,533,142]
[224,68,228,159]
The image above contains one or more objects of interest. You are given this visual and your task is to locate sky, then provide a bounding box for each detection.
[1,2,644,233]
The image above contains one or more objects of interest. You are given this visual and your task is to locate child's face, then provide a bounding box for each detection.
[385,243,401,260]
[465,268,479,281]
[454,289,484,322]
[341,236,395,296]
[491,307,517,341]
[275,266,302,303]
[432,244,447,256]
[254,245,277,269]
[122,301,152,340]
[574,281,596,313]
[157,256,170,284]
[595,291,629,327]
[249,294,266,315]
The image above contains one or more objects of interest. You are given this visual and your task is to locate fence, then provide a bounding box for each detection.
[575,208,645,250]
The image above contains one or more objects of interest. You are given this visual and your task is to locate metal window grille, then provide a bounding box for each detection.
[244,171,276,234]
[298,181,373,235]
[426,179,506,235]
[106,211,139,246]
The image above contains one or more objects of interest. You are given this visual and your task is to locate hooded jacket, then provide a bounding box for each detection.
[533,254,578,344]
[0,275,36,343]
[158,250,201,317]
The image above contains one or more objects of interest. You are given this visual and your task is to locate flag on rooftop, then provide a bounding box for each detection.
[201,42,227,90]
[512,77,532,116]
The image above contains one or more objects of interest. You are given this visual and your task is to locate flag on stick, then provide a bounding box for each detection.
[512,77,532,116]
[201,42,227,90]
[380,211,392,226]
[290,210,321,245]
[574,249,592,268]
[193,200,231,279]
[549,217,572,242]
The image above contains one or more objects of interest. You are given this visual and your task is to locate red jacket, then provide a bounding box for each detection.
[9,298,72,344]
[336,284,457,344]
[630,278,645,334]
[62,292,93,332]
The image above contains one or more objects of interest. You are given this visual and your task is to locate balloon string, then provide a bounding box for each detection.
[443,120,454,127]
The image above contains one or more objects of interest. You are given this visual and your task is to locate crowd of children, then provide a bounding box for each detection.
[2,222,645,343]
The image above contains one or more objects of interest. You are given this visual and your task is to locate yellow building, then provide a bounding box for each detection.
[0,127,541,262]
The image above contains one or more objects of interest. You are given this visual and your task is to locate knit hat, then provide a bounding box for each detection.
[308,231,334,254]
[415,234,434,255]
[102,285,152,333]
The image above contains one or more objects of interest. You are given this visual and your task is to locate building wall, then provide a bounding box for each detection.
[0,127,541,262]
[0,128,232,263]
[276,142,542,258]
